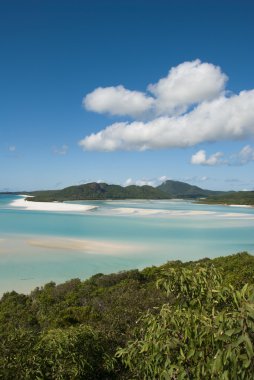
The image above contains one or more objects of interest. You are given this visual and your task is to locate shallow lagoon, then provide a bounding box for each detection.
[0,195,254,294]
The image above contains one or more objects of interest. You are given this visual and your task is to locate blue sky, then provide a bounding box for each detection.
[1,0,254,191]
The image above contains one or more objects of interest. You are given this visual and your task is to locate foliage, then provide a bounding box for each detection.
[27,182,171,202]
[201,190,254,206]
[0,328,38,380]
[34,325,106,380]
[117,265,254,379]
[0,252,254,379]
[157,179,224,199]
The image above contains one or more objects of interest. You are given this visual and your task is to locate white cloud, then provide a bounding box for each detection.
[53,144,69,155]
[83,85,154,117]
[123,176,170,187]
[237,145,254,164]
[83,60,227,119]
[227,145,254,165]
[191,145,254,166]
[80,60,254,152]
[123,177,157,187]
[136,179,157,187]
[148,59,227,116]
[191,150,224,166]
[123,178,134,186]
[158,175,169,183]
[80,89,254,151]
[8,145,16,152]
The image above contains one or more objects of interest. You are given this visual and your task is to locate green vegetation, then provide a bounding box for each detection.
[1,180,232,202]
[118,265,254,379]
[1,252,254,379]
[157,180,224,199]
[200,191,254,206]
[27,182,171,202]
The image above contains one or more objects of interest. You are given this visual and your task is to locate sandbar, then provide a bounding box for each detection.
[229,204,253,208]
[112,207,216,217]
[27,236,144,255]
[9,195,97,213]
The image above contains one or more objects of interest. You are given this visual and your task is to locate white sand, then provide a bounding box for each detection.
[27,236,143,255]
[112,207,215,217]
[229,204,252,208]
[10,195,97,213]
[219,212,254,219]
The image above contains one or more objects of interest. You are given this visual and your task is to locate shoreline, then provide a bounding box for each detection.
[9,195,97,213]
[197,200,254,208]
[229,204,253,208]
[8,196,254,218]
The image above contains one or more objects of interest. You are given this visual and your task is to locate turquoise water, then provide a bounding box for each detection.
[0,195,254,294]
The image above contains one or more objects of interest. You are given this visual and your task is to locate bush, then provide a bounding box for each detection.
[117,266,254,379]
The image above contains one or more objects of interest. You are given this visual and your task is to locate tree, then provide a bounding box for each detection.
[117,266,254,379]
[34,325,107,380]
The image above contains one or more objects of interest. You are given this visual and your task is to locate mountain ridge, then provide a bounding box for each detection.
[0,180,232,202]
[26,182,171,202]
[157,180,225,199]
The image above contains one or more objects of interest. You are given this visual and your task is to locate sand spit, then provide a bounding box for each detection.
[112,207,216,217]
[9,196,97,213]
[229,204,253,208]
[27,236,143,256]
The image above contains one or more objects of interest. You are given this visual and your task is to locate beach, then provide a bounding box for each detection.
[9,197,254,219]
[9,195,97,213]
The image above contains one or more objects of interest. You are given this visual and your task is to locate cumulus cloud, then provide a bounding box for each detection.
[84,85,154,117]
[158,175,169,183]
[148,59,227,115]
[123,178,133,186]
[80,90,254,151]
[123,177,157,187]
[79,60,254,152]
[123,176,169,187]
[83,60,227,118]
[191,145,254,166]
[191,150,224,166]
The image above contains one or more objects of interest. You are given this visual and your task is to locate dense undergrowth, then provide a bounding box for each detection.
[0,252,254,379]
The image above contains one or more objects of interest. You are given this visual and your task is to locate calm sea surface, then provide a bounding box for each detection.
[0,194,254,294]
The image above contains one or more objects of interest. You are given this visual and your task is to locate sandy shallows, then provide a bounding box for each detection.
[26,236,145,256]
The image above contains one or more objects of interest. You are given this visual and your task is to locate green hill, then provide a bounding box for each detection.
[1,252,254,379]
[157,179,223,199]
[201,190,254,206]
[28,182,171,202]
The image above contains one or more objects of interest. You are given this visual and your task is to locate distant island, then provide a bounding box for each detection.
[199,190,254,206]
[1,180,254,206]
[0,180,226,202]
[26,182,171,202]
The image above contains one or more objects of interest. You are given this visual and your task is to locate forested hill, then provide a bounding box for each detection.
[200,190,254,206]
[1,252,254,379]
[157,179,224,199]
[28,182,171,202]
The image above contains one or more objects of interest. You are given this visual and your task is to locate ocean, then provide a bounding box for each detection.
[0,194,254,294]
